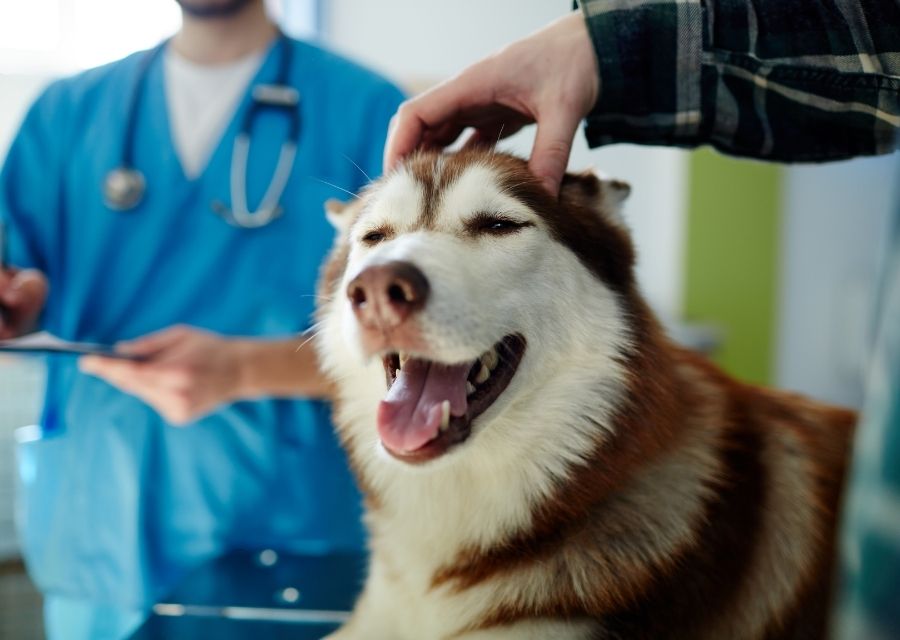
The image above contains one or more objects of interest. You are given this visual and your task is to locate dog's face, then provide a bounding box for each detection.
[317,151,637,476]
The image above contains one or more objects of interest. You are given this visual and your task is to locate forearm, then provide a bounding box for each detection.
[580,0,900,162]
[235,332,334,401]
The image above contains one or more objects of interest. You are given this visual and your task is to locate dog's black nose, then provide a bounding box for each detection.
[347,261,430,329]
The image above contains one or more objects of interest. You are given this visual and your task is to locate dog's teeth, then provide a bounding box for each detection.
[440,400,450,431]
[399,352,409,368]
[483,348,499,371]
[466,381,476,395]
[475,362,490,384]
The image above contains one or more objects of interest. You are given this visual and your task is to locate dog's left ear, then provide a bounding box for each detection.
[324,198,360,236]
[560,170,631,225]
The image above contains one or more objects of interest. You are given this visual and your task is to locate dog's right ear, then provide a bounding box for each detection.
[560,170,631,226]
[324,198,359,236]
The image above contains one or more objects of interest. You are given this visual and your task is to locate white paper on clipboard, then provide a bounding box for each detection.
[0,331,142,360]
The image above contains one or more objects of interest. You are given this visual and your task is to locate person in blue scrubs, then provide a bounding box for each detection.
[0,1,404,638]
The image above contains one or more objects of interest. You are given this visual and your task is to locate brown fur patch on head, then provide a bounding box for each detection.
[402,151,638,294]
[497,156,637,295]
[400,150,469,227]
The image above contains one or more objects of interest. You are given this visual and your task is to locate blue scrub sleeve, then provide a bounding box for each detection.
[0,81,70,273]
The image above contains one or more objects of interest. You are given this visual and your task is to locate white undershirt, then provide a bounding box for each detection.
[163,46,265,179]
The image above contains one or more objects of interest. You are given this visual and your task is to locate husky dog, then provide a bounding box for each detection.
[315,150,855,640]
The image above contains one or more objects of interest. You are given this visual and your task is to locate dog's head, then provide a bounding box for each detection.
[317,151,638,476]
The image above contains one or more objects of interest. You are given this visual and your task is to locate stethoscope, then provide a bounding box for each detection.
[103,34,301,229]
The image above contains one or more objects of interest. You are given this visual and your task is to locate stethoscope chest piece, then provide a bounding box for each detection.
[107,35,298,226]
[104,167,146,211]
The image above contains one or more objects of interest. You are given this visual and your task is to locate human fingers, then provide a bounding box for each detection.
[80,355,212,425]
[0,269,11,337]
[384,110,424,172]
[419,121,469,151]
[461,117,530,152]
[0,269,48,338]
[0,313,11,340]
[128,333,235,395]
[83,360,197,424]
[119,378,204,426]
[0,269,48,309]
[79,356,145,390]
[116,324,194,357]
[0,268,13,293]
[527,109,583,197]
[384,64,498,169]
[81,359,205,424]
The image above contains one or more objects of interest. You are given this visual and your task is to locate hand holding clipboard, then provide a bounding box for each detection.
[0,220,51,342]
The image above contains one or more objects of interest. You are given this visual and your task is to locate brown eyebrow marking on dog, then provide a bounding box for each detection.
[486,152,637,294]
[403,151,469,229]
[402,150,637,292]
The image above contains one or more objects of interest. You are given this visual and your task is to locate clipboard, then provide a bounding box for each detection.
[0,331,145,360]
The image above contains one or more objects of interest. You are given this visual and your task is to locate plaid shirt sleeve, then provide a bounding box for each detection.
[579,0,900,162]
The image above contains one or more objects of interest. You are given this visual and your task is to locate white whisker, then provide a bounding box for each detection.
[298,293,336,302]
[310,177,360,200]
[342,154,373,183]
[294,324,325,352]
[491,123,506,157]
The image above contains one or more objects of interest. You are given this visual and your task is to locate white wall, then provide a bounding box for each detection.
[0,74,51,157]
[322,0,689,319]
[776,154,898,408]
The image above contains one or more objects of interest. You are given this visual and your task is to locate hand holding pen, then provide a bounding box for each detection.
[0,220,49,340]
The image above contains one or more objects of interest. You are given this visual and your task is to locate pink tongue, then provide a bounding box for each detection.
[377,359,470,453]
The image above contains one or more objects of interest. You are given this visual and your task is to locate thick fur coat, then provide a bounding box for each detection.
[315,151,856,640]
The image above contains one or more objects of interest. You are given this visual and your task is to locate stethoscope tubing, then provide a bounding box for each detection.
[105,34,300,228]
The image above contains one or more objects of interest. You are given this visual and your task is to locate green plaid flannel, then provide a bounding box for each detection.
[579,0,900,161]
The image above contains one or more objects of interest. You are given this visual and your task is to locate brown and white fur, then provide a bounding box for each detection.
[315,150,856,640]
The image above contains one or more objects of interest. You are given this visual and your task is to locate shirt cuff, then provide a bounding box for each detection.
[579,0,705,149]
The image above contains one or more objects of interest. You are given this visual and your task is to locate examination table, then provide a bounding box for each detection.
[129,550,365,639]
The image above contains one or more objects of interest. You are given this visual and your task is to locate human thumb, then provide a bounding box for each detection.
[528,112,580,197]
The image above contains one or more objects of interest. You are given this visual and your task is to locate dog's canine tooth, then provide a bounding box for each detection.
[483,348,499,371]
[399,352,409,368]
[475,362,490,384]
[440,400,450,431]
[466,381,476,395]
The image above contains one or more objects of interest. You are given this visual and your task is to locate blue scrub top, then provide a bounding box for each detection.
[0,38,404,609]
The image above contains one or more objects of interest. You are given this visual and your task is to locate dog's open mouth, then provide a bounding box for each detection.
[377,334,526,463]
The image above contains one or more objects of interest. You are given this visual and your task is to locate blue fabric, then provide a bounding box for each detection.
[834,160,900,639]
[0,38,404,610]
[43,594,145,640]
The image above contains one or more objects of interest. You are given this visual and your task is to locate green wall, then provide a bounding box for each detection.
[683,149,783,385]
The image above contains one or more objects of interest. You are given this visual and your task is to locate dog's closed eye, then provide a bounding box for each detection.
[360,226,393,245]
[465,213,534,237]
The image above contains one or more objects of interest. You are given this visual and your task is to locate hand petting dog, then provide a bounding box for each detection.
[385,11,598,197]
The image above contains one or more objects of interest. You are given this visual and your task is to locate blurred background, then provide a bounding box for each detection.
[0,1,896,638]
